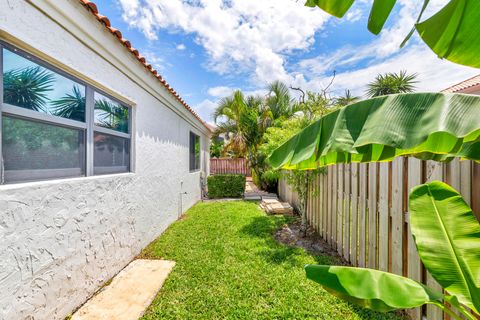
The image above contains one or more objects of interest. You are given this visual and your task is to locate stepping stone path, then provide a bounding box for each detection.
[244,177,293,215]
[72,259,175,320]
[260,198,294,215]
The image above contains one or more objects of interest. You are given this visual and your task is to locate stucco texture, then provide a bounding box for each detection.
[0,0,210,319]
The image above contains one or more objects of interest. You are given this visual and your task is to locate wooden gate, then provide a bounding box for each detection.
[210,158,251,176]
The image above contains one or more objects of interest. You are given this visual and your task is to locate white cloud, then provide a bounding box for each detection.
[304,46,479,98]
[194,98,218,123]
[120,0,478,117]
[117,0,330,84]
[345,8,362,22]
[176,43,186,50]
[207,86,236,98]
[141,50,166,71]
[294,0,478,97]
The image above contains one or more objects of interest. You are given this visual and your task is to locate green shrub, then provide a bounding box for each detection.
[251,170,262,189]
[208,174,246,198]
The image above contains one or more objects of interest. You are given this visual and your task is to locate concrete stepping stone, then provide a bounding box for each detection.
[244,194,262,201]
[259,198,293,215]
[261,194,278,200]
[72,259,175,320]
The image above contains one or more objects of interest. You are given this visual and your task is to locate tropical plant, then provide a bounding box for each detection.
[335,89,359,107]
[51,85,86,122]
[304,0,480,69]
[295,91,337,121]
[267,91,480,318]
[366,70,417,97]
[265,81,296,122]
[213,90,249,156]
[3,66,54,112]
[305,181,480,319]
[210,138,224,158]
[268,93,480,170]
[260,94,334,229]
[95,98,129,133]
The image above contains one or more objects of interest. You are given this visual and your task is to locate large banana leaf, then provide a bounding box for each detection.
[268,93,480,170]
[305,0,480,69]
[409,181,480,313]
[305,0,354,18]
[305,265,443,312]
[416,0,480,68]
[368,0,397,35]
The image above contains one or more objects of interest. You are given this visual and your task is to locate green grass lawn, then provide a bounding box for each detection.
[140,201,404,320]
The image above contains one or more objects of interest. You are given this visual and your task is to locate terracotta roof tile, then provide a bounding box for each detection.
[441,74,480,93]
[78,0,211,131]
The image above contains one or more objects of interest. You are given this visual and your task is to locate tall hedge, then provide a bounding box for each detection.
[208,174,246,198]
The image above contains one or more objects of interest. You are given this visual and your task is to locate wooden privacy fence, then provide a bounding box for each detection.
[210,158,251,176]
[279,158,480,320]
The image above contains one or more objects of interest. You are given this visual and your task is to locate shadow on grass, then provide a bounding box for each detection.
[240,215,335,266]
[239,213,405,320]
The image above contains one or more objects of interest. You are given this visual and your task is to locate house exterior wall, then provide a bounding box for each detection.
[0,1,210,319]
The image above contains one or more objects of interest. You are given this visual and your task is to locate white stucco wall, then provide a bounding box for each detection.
[0,1,210,319]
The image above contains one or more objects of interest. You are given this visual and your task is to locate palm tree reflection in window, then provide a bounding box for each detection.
[94,98,129,133]
[50,85,86,122]
[3,66,54,112]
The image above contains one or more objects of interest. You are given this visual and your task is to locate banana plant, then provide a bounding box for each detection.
[305,181,480,319]
[268,93,480,170]
[304,0,480,69]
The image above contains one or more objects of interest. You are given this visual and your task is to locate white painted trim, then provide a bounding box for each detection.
[94,126,131,139]
[0,172,136,191]
[2,103,87,129]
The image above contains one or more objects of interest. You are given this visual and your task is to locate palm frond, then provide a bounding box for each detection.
[336,89,360,107]
[94,98,129,133]
[366,70,418,97]
[266,80,294,120]
[3,66,55,112]
[50,85,86,121]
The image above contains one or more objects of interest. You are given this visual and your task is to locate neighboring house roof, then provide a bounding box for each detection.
[206,123,217,132]
[78,0,211,131]
[441,74,480,93]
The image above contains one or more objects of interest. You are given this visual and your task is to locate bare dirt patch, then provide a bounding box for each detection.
[274,217,348,265]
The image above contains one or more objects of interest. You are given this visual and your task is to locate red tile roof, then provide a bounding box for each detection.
[78,0,211,132]
[441,74,480,93]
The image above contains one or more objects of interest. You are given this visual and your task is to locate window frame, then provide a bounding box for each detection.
[189,131,201,173]
[0,41,133,184]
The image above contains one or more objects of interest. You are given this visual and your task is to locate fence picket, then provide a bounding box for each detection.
[378,163,389,272]
[407,158,422,320]
[368,163,378,269]
[351,164,359,265]
[337,165,344,256]
[425,161,444,320]
[323,172,328,238]
[332,166,338,247]
[391,158,404,276]
[358,164,367,268]
[316,174,321,234]
[327,168,332,244]
[344,165,351,262]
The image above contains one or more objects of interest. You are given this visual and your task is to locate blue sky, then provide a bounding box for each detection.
[96,0,478,124]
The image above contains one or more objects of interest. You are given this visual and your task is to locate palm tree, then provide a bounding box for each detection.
[265,80,295,122]
[212,90,249,156]
[336,89,360,107]
[366,70,417,97]
[3,66,54,112]
[95,98,129,133]
[51,85,86,121]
